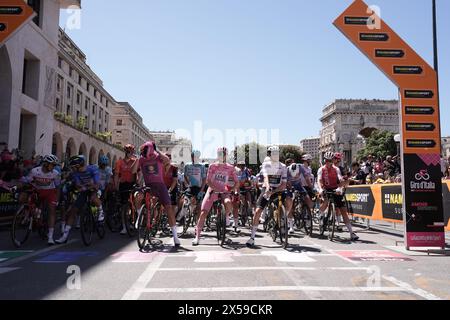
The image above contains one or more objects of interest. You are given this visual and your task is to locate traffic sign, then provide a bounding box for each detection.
[334,0,445,249]
[0,1,35,46]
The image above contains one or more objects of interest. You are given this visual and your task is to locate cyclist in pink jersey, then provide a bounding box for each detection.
[138,141,180,247]
[192,147,239,246]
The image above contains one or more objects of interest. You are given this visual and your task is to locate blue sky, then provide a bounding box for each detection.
[60,0,450,151]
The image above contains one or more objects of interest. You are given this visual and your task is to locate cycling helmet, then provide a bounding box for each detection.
[237,160,246,166]
[267,145,280,153]
[334,152,343,161]
[43,154,59,165]
[191,150,201,158]
[99,155,109,166]
[323,152,334,161]
[124,144,135,154]
[289,164,301,179]
[140,141,156,159]
[69,155,85,167]
[302,154,313,161]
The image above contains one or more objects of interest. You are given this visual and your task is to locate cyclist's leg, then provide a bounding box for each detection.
[56,191,85,243]
[91,192,104,222]
[247,189,269,245]
[224,196,235,227]
[193,190,217,244]
[335,196,358,240]
[153,183,179,245]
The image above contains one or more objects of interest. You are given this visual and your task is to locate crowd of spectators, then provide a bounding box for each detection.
[347,154,402,185]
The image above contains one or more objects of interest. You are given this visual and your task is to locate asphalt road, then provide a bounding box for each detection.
[0,222,449,300]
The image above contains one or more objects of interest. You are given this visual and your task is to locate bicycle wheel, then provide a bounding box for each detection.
[294,203,304,231]
[219,205,227,246]
[122,203,136,237]
[80,207,94,246]
[182,205,192,235]
[96,218,106,239]
[328,203,336,241]
[302,206,313,236]
[137,205,148,250]
[37,209,49,240]
[267,207,278,242]
[279,206,289,249]
[11,206,33,248]
[106,195,121,233]
[239,200,248,228]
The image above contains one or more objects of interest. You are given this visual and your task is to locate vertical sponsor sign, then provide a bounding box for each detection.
[334,0,445,248]
[0,0,35,46]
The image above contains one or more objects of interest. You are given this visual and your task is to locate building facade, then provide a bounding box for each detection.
[150,131,192,165]
[300,137,320,160]
[0,0,81,160]
[319,99,399,164]
[111,102,153,150]
[54,28,124,165]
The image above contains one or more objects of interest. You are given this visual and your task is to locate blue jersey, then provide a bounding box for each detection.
[98,166,113,190]
[237,168,251,182]
[184,163,206,188]
[72,165,100,190]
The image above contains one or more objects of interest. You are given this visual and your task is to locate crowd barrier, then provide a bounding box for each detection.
[345,181,450,232]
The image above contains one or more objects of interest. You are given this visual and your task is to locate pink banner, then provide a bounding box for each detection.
[407,232,445,248]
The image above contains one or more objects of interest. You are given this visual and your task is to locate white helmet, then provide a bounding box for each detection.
[43,154,59,165]
[267,145,280,153]
[288,164,301,179]
[302,154,313,161]
[323,152,334,161]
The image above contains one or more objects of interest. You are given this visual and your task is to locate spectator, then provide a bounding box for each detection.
[349,162,366,185]
[374,157,384,175]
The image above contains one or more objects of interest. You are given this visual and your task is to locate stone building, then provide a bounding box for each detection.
[319,99,399,164]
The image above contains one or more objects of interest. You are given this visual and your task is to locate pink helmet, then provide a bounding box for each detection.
[334,152,343,161]
[140,141,156,159]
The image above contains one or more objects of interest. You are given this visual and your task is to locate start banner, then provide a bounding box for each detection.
[345,182,450,232]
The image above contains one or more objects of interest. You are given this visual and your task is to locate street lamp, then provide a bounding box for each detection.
[394,134,401,157]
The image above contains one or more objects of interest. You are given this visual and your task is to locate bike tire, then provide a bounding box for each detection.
[137,205,148,250]
[219,205,227,246]
[11,206,32,248]
[328,203,336,241]
[302,206,313,236]
[280,207,289,249]
[122,203,136,237]
[80,207,94,247]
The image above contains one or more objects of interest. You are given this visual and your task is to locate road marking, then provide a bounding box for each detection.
[34,251,98,264]
[139,286,409,294]
[383,275,442,300]
[261,251,316,263]
[119,266,371,272]
[112,251,167,263]
[303,238,361,265]
[0,240,77,267]
[121,254,167,300]
[184,251,242,263]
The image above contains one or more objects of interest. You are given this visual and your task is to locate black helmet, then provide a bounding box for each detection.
[69,155,85,167]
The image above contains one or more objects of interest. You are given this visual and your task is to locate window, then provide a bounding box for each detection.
[92,103,96,115]
[94,89,97,98]
[69,67,73,78]
[66,105,71,116]
[106,101,109,108]
[78,75,82,86]
[57,76,62,92]
[76,91,81,105]
[116,119,122,126]
[56,98,60,111]
[67,84,72,99]
[58,57,62,69]
[22,52,40,100]
[86,83,90,92]
[85,98,89,110]
[92,120,95,132]
[117,131,122,134]
[27,0,41,27]
[76,111,80,121]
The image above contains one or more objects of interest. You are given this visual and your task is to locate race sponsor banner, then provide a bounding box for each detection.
[334,0,445,248]
[0,190,19,223]
[345,186,375,217]
[381,185,403,221]
[346,182,450,232]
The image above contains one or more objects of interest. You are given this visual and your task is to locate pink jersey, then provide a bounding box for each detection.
[207,162,238,192]
[139,155,165,185]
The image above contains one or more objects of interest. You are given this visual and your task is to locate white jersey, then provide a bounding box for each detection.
[300,164,314,187]
[261,160,287,188]
[24,166,61,190]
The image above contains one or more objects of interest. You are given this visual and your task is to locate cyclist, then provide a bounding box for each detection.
[317,152,359,241]
[98,155,113,193]
[247,146,288,247]
[183,150,207,219]
[138,141,180,247]
[236,160,253,219]
[286,160,313,234]
[22,155,61,245]
[163,153,180,223]
[192,147,239,246]
[114,144,139,234]
[228,162,242,231]
[55,155,104,244]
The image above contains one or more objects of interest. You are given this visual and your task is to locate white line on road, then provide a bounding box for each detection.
[139,286,409,294]
[382,275,442,300]
[121,254,167,300]
[127,266,371,272]
[0,240,78,268]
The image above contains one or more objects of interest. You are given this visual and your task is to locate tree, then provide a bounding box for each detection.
[280,145,303,163]
[357,130,397,160]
